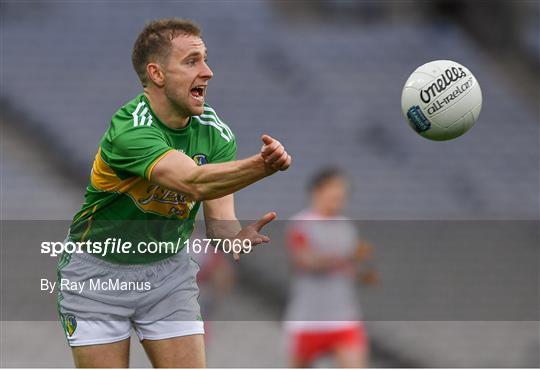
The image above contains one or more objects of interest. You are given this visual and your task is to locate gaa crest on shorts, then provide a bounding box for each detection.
[63,313,77,337]
[192,154,208,166]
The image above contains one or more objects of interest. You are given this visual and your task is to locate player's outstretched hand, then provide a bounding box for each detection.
[261,134,292,171]
[232,212,277,261]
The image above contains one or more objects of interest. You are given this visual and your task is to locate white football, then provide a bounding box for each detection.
[401,60,482,141]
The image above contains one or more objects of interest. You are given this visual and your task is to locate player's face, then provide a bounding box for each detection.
[314,177,349,216]
[162,35,213,117]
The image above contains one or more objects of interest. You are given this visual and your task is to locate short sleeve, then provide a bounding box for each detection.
[102,125,174,180]
[345,219,360,243]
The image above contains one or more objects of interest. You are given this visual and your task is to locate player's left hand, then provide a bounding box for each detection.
[359,269,379,286]
[353,242,374,262]
[232,212,276,261]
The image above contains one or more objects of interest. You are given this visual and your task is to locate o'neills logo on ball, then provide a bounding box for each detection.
[419,66,475,116]
[420,66,467,104]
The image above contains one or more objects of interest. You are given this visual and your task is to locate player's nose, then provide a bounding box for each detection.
[200,61,213,80]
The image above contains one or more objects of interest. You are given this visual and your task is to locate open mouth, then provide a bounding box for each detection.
[190,85,206,102]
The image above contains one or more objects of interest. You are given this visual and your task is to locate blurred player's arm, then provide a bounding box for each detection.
[203,194,276,260]
[151,135,291,201]
[353,241,373,262]
[353,240,379,285]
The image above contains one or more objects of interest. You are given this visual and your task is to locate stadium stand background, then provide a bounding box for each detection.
[1,0,538,367]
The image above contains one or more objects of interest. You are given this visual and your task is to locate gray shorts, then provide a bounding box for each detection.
[56,248,204,346]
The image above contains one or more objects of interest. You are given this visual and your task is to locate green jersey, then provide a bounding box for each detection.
[69,94,236,264]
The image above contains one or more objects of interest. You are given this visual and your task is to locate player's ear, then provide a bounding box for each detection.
[146,63,165,88]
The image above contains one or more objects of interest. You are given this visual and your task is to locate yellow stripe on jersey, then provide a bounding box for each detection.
[91,148,140,192]
[80,205,98,242]
[90,148,195,219]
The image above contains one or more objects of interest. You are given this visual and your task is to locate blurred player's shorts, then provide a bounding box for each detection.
[288,322,367,363]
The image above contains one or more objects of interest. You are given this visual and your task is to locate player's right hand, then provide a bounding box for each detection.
[260,134,292,171]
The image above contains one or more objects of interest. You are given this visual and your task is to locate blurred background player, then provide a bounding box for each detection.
[284,167,377,368]
[56,18,291,368]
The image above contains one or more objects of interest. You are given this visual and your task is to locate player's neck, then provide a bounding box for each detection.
[144,91,190,129]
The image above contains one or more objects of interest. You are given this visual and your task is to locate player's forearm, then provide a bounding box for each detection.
[151,135,290,200]
[189,155,274,200]
[205,218,242,241]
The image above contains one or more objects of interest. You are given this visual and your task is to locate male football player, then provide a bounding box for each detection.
[57,18,291,367]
